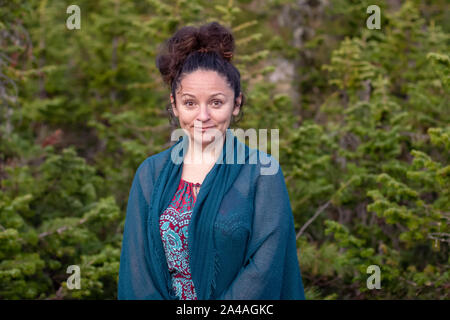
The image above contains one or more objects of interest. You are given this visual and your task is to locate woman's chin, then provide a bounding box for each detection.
[193,136,213,145]
[189,128,226,147]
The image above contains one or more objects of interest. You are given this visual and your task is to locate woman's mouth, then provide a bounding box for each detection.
[194,126,214,132]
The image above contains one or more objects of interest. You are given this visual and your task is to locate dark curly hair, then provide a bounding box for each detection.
[156,21,245,128]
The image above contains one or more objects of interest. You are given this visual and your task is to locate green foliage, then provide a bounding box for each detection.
[293,0,449,299]
[0,146,122,299]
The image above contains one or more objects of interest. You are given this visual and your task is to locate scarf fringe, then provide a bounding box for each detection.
[208,249,221,299]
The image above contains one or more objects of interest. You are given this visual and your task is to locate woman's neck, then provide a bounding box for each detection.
[184,136,225,166]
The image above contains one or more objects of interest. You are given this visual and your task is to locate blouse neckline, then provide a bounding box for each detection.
[181,178,201,201]
[181,178,202,187]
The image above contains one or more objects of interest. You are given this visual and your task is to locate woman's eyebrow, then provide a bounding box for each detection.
[181,92,226,98]
[210,92,226,97]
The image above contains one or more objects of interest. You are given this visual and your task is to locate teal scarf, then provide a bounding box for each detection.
[148,129,249,300]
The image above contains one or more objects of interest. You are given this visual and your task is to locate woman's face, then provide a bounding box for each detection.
[171,69,242,151]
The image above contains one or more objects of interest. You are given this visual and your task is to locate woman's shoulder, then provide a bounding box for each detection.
[144,147,172,169]
[134,147,173,183]
[230,139,285,201]
[237,138,281,178]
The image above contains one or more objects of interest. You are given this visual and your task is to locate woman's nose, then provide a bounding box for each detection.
[196,103,211,121]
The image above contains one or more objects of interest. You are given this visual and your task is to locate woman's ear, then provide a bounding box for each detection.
[170,93,179,117]
[233,92,242,116]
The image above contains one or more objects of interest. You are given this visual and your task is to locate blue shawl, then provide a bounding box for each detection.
[118,129,305,300]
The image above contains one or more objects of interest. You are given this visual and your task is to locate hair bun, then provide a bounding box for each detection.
[156,21,235,87]
[196,22,235,62]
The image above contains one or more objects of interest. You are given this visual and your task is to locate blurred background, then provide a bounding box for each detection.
[0,0,448,299]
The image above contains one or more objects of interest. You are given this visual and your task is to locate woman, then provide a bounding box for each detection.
[118,21,305,300]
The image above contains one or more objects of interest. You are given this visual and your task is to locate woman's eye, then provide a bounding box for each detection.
[211,100,223,106]
[184,100,195,107]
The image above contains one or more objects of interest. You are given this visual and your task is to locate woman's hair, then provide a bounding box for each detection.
[156,21,245,127]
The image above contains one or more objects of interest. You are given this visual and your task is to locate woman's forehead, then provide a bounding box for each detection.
[178,70,233,95]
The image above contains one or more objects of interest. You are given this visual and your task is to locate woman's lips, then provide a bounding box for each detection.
[194,126,214,132]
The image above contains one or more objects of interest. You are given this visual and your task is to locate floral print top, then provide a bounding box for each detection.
[159,178,201,300]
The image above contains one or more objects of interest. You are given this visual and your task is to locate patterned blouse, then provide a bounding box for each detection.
[159,178,201,300]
